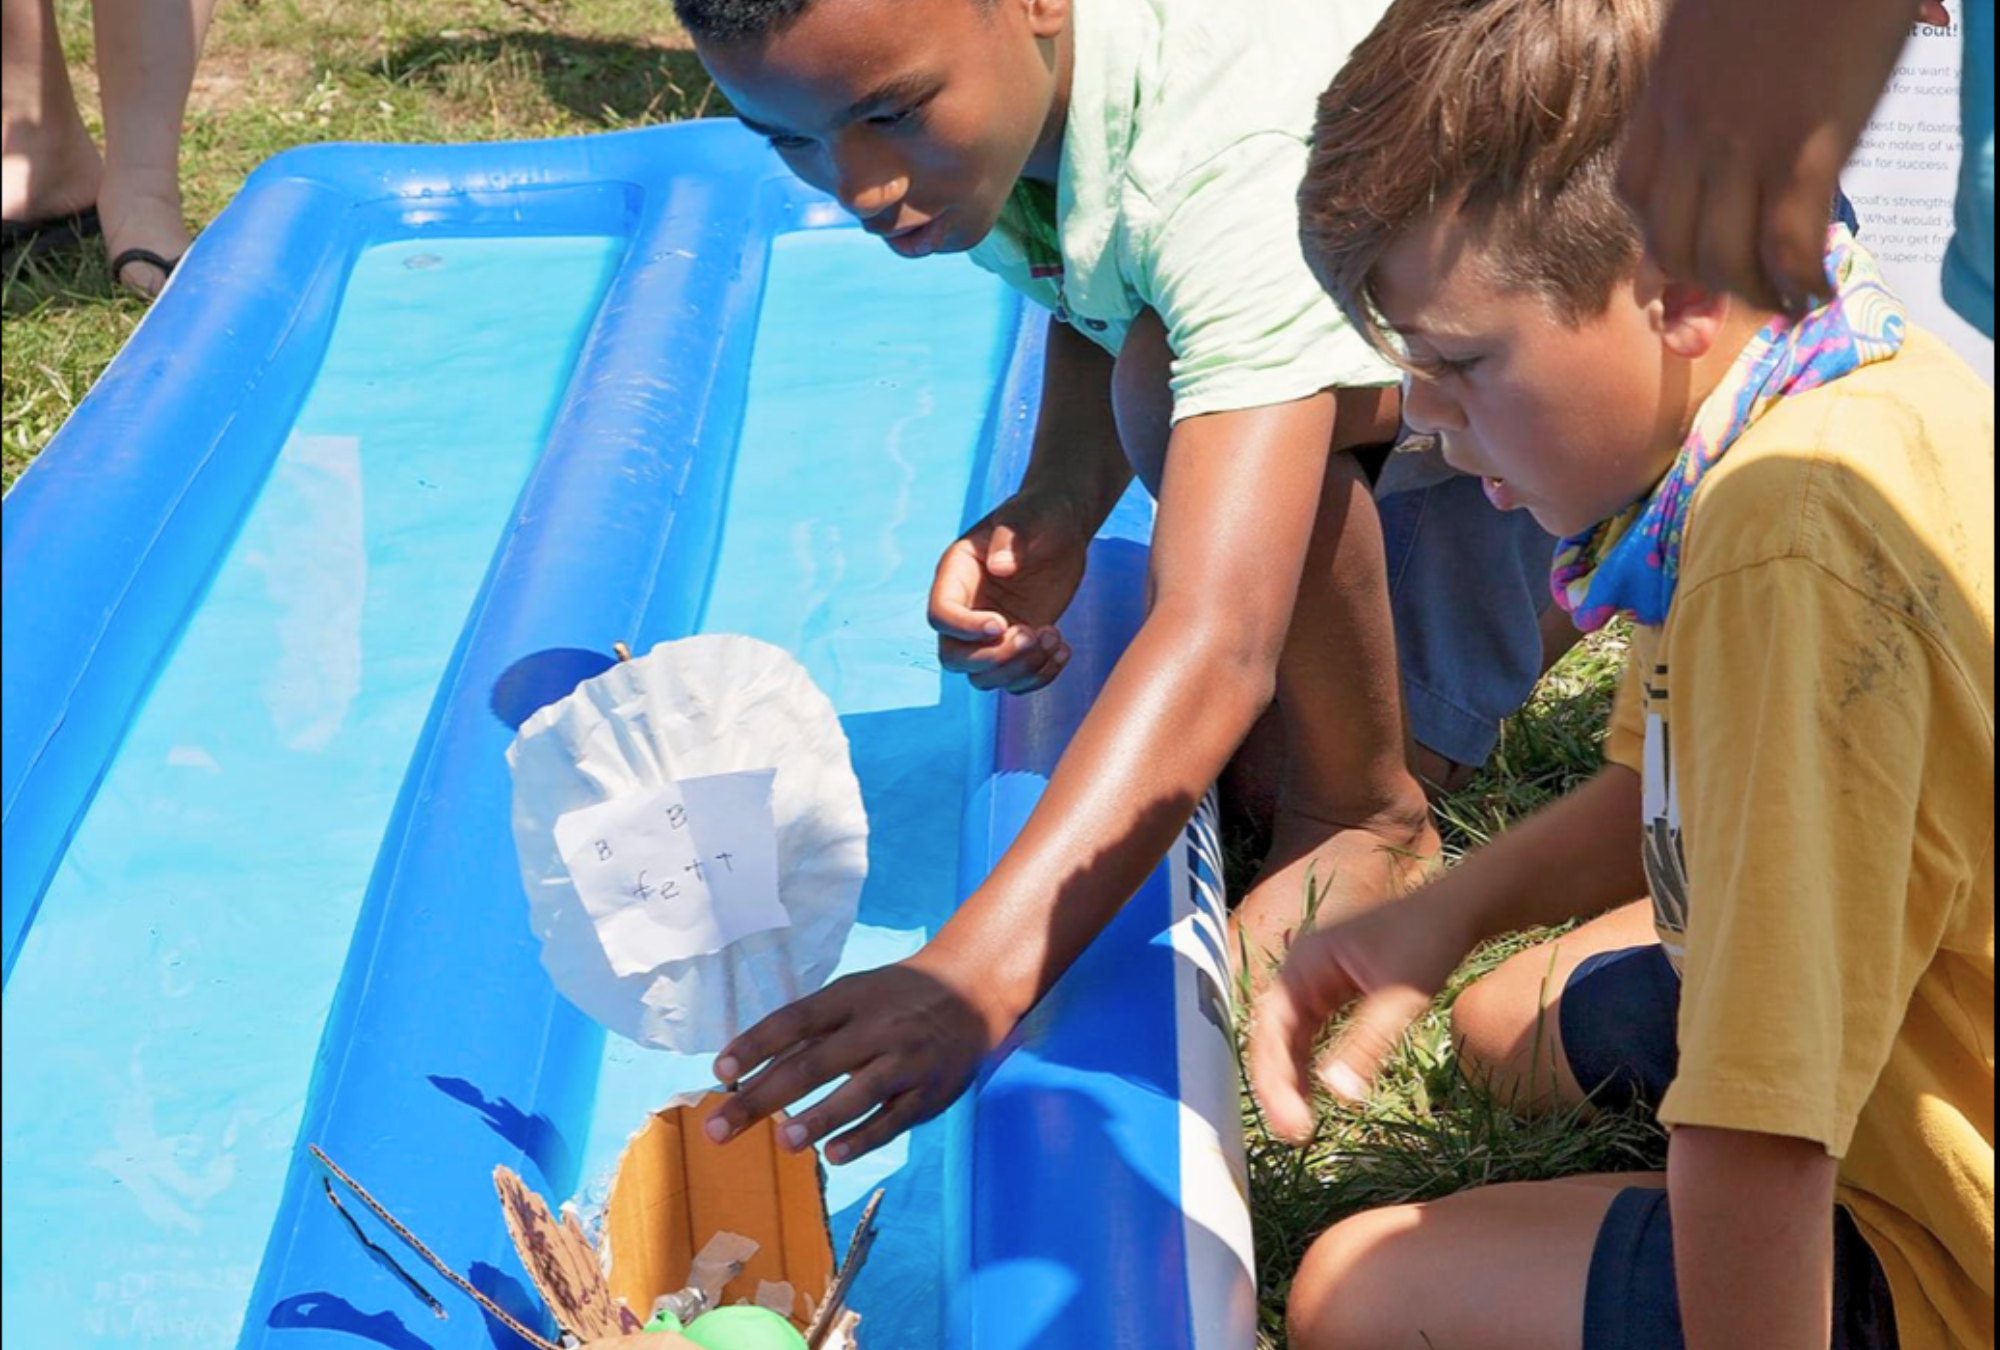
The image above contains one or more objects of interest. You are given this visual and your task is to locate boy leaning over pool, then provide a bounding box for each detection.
[678,0,1567,1167]
[1251,0,1996,1347]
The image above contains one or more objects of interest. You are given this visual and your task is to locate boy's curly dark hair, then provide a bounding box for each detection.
[675,0,993,43]
[673,0,816,42]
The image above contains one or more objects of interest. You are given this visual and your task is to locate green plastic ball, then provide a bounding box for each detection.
[643,1308,686,1334]
[682,1306,809,1350]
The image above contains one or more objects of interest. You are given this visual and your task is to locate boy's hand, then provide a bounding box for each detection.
[929,487,1093,695]
[705,951,1011,1164]
[1619,0,1952,313]
[1250,897,1474,1143]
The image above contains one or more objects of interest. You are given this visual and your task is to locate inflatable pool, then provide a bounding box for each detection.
[1,123,1254,1349]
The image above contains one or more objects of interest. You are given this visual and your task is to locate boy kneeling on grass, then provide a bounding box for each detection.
[1252,0,1996,1346]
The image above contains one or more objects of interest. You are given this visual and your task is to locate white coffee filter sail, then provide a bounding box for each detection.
[507,636,868,1054]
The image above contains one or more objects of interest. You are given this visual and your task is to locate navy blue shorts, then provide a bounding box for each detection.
[1561,945,1902,1350]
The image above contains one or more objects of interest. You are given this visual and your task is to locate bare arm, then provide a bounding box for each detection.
[1672,1127,1842,1350]
[1432,766,1649,948]
[709,391,1341,1160]
[1251,766,1648,1138]
[928,393,1336,1020]
[1021,317,1136,522]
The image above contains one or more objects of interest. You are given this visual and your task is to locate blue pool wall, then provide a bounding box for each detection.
[0,122,1256,1350]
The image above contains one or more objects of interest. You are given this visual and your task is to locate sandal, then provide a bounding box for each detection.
[1,206,104,273]
[110,246,182,296]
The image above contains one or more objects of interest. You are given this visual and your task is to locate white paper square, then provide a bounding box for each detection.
[553,770,790,976]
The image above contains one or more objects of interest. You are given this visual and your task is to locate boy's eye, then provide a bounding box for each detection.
[767,133,815,152]
[868,105,924,131]
[1410,350,1483,381]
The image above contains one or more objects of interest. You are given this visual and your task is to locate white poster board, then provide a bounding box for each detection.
[1843,15,1995,382]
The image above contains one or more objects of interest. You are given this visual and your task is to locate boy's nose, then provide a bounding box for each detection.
[1400,372,1467,437]
[830,142,909,222]
[840,174,909,223]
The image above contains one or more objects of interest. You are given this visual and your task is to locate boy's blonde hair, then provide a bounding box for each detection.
[1300,0,1662,355]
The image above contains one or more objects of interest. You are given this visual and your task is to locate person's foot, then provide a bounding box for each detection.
[1230,793,1442,992]
[1410,742,1479,799]
[1,110,102,226]
[97,169,190,298]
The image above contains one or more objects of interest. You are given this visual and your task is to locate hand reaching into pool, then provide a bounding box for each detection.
[705,953,1008,1163]
[929,486,1094,696]
[1619,0,1953,312]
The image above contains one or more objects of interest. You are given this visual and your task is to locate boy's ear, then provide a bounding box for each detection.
[1639,260,1732,361]
[1020,0,1070,40]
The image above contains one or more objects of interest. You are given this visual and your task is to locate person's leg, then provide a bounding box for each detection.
[90,0,221,294]
[1110,310,1438,981]
[1290,1177,1901,1350]
[2,0,102,223]
[1450,899,1664,1112]
[1287,1174,1665,1350]
[1376,471,1564,795]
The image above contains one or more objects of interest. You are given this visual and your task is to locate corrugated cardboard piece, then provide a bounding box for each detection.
[493,1094,874,1348]
[601,1093,836,1319]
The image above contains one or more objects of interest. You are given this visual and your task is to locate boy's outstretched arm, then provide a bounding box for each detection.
[1620,0,1952,311]
[1252,766,1647,1142]
[1671,1127,1842,1350]
[706,393,1341,1161]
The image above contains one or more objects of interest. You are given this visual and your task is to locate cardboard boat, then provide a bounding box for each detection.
[497,1093,871,1349]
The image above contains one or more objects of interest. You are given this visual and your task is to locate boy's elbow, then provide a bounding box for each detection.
[1154,598,1285,707]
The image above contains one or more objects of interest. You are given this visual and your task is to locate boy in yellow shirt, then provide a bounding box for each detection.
[1252,0,1995,1345]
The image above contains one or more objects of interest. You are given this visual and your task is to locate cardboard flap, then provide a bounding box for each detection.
[494,1165,639,1342]
[603,1093,835,1323]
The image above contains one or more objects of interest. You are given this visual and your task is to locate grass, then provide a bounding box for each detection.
[2,5,1650,1342]
[1241,629,1662,1348]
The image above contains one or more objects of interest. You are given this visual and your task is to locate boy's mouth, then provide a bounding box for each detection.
[1480,475,1519,511]
[1438,437,1519,510]
[880,216,950,259]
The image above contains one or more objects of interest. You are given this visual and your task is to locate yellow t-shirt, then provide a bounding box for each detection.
[1606,329,1996,1349]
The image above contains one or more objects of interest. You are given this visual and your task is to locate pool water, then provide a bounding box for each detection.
[0,236,624,1348]
[574,228,1021,1347]
[1,222,1024,1349]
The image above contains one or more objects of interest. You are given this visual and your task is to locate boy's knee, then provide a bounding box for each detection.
[1286,1206,1426,1349]
[1450,969,1519,1080]
[1450,955,1556,1097]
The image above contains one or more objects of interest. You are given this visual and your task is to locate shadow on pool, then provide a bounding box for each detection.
[267,1292,436,1350]
[428,1074,576,1185]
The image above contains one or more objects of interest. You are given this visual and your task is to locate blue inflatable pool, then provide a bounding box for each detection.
[0,122,1253,1350]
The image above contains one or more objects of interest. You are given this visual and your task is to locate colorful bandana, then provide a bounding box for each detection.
[1551,226,1908,632]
